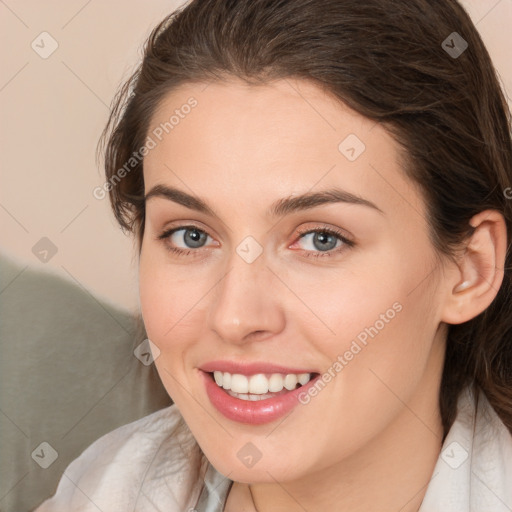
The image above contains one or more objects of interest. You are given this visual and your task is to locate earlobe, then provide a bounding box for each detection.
[441,210,507,325]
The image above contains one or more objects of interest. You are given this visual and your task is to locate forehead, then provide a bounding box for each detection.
[143,78,426,221]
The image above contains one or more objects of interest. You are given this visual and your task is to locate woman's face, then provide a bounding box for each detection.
[139,78,450,482]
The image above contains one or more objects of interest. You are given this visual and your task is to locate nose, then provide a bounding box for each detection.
[207,251,286,344]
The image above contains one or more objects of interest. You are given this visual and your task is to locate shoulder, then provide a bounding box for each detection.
[419,385,512,511]
[35,405,208,512]
[470,387,512,509]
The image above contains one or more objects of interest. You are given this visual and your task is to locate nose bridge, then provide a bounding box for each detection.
[207,248,285,343]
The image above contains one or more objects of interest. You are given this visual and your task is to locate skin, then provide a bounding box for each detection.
[138,78,506,511]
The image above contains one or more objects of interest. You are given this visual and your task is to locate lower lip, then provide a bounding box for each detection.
[201,370,319,425]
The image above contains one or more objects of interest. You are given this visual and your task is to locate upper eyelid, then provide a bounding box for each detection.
[158,222,212,239]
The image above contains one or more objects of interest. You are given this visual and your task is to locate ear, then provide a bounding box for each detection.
[440,209,507,325]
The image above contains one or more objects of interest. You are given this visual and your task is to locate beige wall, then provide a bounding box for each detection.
[1,0,511,313]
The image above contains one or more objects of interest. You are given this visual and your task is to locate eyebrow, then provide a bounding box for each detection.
[144,184,384,218]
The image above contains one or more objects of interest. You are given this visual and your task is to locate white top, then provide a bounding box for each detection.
[35,385,512,511]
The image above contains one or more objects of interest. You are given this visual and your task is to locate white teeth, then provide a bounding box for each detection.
[284,374,298,390]
[213,371,223,386]
[212,371,312,395]
[226,391,271,401]
[222,372,231,390]
[248,374,269,394]
[268,373,284,392]
[231,374,249,393]
[298,373,310,385]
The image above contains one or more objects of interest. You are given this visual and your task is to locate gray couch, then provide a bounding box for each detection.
[0,252,172,512]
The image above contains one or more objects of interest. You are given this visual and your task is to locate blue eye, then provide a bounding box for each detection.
[157,224,354,259]
[158,226,213,254]
[297,231,341,252]
[293,227,354,259]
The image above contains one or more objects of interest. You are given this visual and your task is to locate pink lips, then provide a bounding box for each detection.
[199,360,319,425]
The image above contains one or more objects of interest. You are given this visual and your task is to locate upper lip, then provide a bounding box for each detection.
[199,360,317,375]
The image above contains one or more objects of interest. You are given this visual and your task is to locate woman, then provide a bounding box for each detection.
[36,0,512,510]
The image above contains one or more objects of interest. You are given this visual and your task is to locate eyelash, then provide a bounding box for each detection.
[156,224,355,260]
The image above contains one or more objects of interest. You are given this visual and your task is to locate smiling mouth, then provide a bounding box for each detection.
[208,370,320,401]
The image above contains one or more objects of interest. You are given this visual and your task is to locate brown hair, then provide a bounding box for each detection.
[98,0,512,437]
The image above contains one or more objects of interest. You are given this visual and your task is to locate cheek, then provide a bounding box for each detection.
[286,253,442,462]
[138,249,220,381]
[285,250,409,349]
[336,264,441,413]
[139,236,194,319]
[138,261,169,340]
[138,256,206,403]
[138,252,200,351]
[294,243,440,385]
